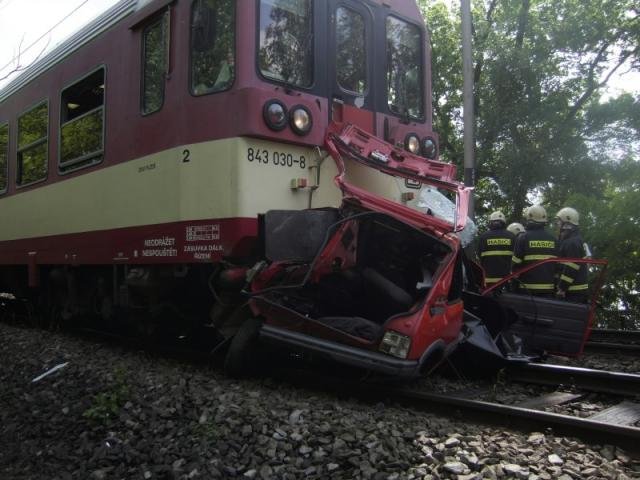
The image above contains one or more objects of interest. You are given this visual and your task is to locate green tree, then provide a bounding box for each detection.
[420,0,640,320]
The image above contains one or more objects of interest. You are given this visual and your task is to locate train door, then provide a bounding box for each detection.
[328,1,375,133]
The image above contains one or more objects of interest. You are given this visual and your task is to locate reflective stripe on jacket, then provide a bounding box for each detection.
[557,230,589,293]
[512,226,557,294]
[478,228,515,285]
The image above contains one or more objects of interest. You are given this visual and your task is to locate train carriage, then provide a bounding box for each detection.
[0,0,435,276]
[0,0,445,353]
[0,0,605,376]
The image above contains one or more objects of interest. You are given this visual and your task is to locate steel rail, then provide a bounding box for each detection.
[506,362,640,397]
[272,367,640,452]
[589,329,640,344]
[386,387,640,450]
[584,341,640,355]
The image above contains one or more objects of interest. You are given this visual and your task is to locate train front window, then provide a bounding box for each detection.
[190,0,235,96]
[0,123,7,192]
[17,101,48,186]
[336,6,366,95]
[386,16,423,120]
[258,0,313,88]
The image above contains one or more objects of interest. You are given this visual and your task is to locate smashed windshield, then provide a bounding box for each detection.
[258,0,313,88]
[417,187,477,247]
[340,158,472,233]
[386,16,423,119]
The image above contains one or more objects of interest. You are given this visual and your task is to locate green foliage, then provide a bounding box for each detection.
[60,108,103,164]
[420,1,464,165]
[258,0,313,88]
[565,158,640,317]
[419,0,640,322]
[83,366,130,424]
[18,102,47,147]
[142,13,168,114]
[191,0,236,94]
[16,101,48,184]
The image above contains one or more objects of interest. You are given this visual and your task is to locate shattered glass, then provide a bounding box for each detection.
[417,187,477,247]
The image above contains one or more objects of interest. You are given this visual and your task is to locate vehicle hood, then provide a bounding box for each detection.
[325,122,472,233]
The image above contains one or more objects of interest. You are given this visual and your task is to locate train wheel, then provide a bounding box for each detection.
[223,316,263,378]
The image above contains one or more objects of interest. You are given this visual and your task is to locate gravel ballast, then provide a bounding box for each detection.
[1,323,638,479]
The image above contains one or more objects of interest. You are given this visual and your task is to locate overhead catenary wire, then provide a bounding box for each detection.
[0,0,90,75]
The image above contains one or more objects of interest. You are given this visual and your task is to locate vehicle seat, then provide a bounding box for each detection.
[316,316,381,342]
[361,267,414,321]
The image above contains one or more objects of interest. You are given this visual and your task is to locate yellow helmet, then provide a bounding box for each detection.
[525,205,547,224]
[489,211,506,223]
[556,207,579,226]
[507,222,525,235]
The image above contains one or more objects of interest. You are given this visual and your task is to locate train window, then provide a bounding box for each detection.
[59,68,105,172]
[17,101,48,186]
[258,0,313,88]
[386,16,424,120]
[142,13,168,114]
[190,0,235,96]
[336,7,366,95]
[0,123,7,192]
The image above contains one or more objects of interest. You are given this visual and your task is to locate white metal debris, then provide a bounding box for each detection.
[31,362,69,383]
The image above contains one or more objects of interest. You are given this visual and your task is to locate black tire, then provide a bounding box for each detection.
[223,316,264,378]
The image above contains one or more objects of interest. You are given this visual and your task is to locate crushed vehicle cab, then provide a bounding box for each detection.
[225,123,607,378]
[225,123,472,377]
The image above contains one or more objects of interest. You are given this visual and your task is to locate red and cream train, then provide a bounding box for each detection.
[0,0,603,376]
[0,1,433,289]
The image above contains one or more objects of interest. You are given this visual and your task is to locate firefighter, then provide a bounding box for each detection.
[555,207,590,303]
[507,222,525,236]
[478,211,515,287]
[512,205,557,295]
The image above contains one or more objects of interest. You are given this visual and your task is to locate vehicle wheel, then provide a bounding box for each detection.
[223,316,263,378]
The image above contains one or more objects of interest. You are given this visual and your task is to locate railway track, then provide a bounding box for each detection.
[8,312,640,453]
[586,328,640,355]
[507,362,640,396]
[389,363,640,452]
[287,362,640,453]
[590,328,640,343]
[59,327,640,452]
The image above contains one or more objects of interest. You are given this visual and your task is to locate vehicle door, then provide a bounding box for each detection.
[328,1,375,132]
[483,258,608,356]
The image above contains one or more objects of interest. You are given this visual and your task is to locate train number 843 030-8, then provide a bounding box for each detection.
[247,147,306,169]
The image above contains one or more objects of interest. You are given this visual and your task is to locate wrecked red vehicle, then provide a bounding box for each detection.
[225,123,607,378]
[225,124,471,377]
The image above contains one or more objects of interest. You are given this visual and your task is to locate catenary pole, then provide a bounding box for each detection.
[461,0,475,218]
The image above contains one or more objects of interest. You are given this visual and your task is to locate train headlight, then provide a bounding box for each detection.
[422,137,437,159]
[404,133,421,154]
[379,331,411,359]
[290,105,312,135]
[263,100,288,131]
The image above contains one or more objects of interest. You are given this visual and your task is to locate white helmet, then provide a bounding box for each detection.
[489,211,506,223]
[556,207,579,226]
[525,205,547,224]
[507,222,525,235]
